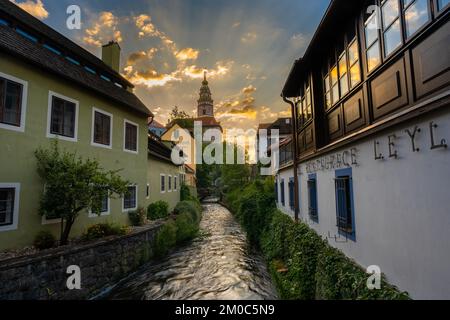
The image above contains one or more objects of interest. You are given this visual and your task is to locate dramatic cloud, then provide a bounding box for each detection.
[11,0,48,20]
[182,61,234,80]
[135,14,158,37]
[242,85,257,95]
[127,69,181,88]
[241,32,257,43]
[126,48,158,65]
[175,48,200,61]
[83,12,122,47]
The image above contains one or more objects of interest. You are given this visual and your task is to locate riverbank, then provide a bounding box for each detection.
[103,202,278,300]
[223,179,410,300]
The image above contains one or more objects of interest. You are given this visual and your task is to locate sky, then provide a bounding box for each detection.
[11,0,330,130]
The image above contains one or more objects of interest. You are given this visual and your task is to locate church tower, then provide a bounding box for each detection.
[197,71,214,118]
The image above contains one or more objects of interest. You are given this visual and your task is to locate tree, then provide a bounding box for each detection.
[35,141,130,245]
[169,106,191,122]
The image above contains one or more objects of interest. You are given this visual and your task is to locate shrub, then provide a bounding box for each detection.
[154,220,177,257]
[129,207,147,226]
[180,184,191,201]
[224,179,409,300]
[33,231,56,250]
[147,201,170,220]
[174,200,202,223]
[175,212,198,243]
[83,223,128,241]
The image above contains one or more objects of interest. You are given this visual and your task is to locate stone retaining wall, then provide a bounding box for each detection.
[0,223,163,300]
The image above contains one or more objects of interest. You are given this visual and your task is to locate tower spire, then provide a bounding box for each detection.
[197,70,214,117]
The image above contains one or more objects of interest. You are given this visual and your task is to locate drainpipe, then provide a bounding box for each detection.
[282,95,300,222]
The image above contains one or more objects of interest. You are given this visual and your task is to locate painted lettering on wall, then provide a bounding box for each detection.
[306,148,358,174]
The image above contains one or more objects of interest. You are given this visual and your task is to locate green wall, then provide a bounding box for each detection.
[146,157,181,211]
[0,52,149,250]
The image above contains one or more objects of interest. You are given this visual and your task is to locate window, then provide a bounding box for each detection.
[0,184,20,232]
[365,11,381,72]
[124,120,138,153]
[335,168,356,240]
[288,178,295,210]
[324,74,332,110]
[0,73,27,132]
[168,175,172,192]
[348,39,361,88]
[92,108,112,148]
[338,51,349,97]
[146,183,150,199]
[330,65,339,105]
[280,179,285,206]
[438,0,450,10]
[174,176,178,191]
[382,0,402,57]
[89,192,109,217]
[123,185,137,211]
[307,174,318,222]
[275,180,279,203]
[404,0,430,38]
[160,174,166,193]
[305,86,312,120]
[47,92,78,141]
[0,188,14,227]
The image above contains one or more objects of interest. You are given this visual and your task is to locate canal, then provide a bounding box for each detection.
[104,202,278,300]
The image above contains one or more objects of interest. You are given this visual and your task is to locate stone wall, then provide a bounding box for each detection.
[0,223,163,300]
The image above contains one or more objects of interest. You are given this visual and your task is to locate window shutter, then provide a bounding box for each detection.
[335,177,351,231]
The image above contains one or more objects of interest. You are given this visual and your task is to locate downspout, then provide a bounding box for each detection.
[282,95,300,222]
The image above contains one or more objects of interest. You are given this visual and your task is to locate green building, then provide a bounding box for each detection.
[0,2,154,250]
[147,132,182,211]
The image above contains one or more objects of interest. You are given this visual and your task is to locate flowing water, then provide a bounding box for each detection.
[104,201,278,300]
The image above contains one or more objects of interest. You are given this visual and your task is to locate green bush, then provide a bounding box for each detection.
[224,179,409,300]
[33,230,56,250]
[82,223,128,241]
[174,200,202,224]
[147,201,170,220]
[180,184,191,201]
[129,207,147,226]
[175,212,198,243]
[154,220,177,257]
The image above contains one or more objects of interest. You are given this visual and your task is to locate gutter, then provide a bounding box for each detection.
[282,95,300,222]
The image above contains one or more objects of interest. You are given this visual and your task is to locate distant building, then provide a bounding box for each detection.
[194,72,222,139]
[148,119,166,137]
[278,0,450,299]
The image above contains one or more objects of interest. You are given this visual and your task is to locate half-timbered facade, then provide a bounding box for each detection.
[278,0,450,299]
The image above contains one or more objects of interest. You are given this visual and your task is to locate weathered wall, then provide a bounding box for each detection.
[0,223,162,300]
[147,157,181,211]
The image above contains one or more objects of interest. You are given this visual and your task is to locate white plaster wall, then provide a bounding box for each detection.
[275,168,296,220]
[284,108,450,299]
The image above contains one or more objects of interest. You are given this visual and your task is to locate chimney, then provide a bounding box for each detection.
[102,41,121,73]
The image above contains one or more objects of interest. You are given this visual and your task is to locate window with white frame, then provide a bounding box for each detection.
[0,183,20,231]
[124,120,138,153]
[381,0,402,57]
[89,192,110,217]
[146,183,150,199]
[92,108,112,148]
[168,175,172,192]
[160,174,166,193]
[365,10,382,72]
[47,92,78,141]
[123,185,137,211]
[174,176,178,191]
[0,72,27,132]
[437,0,450,11]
